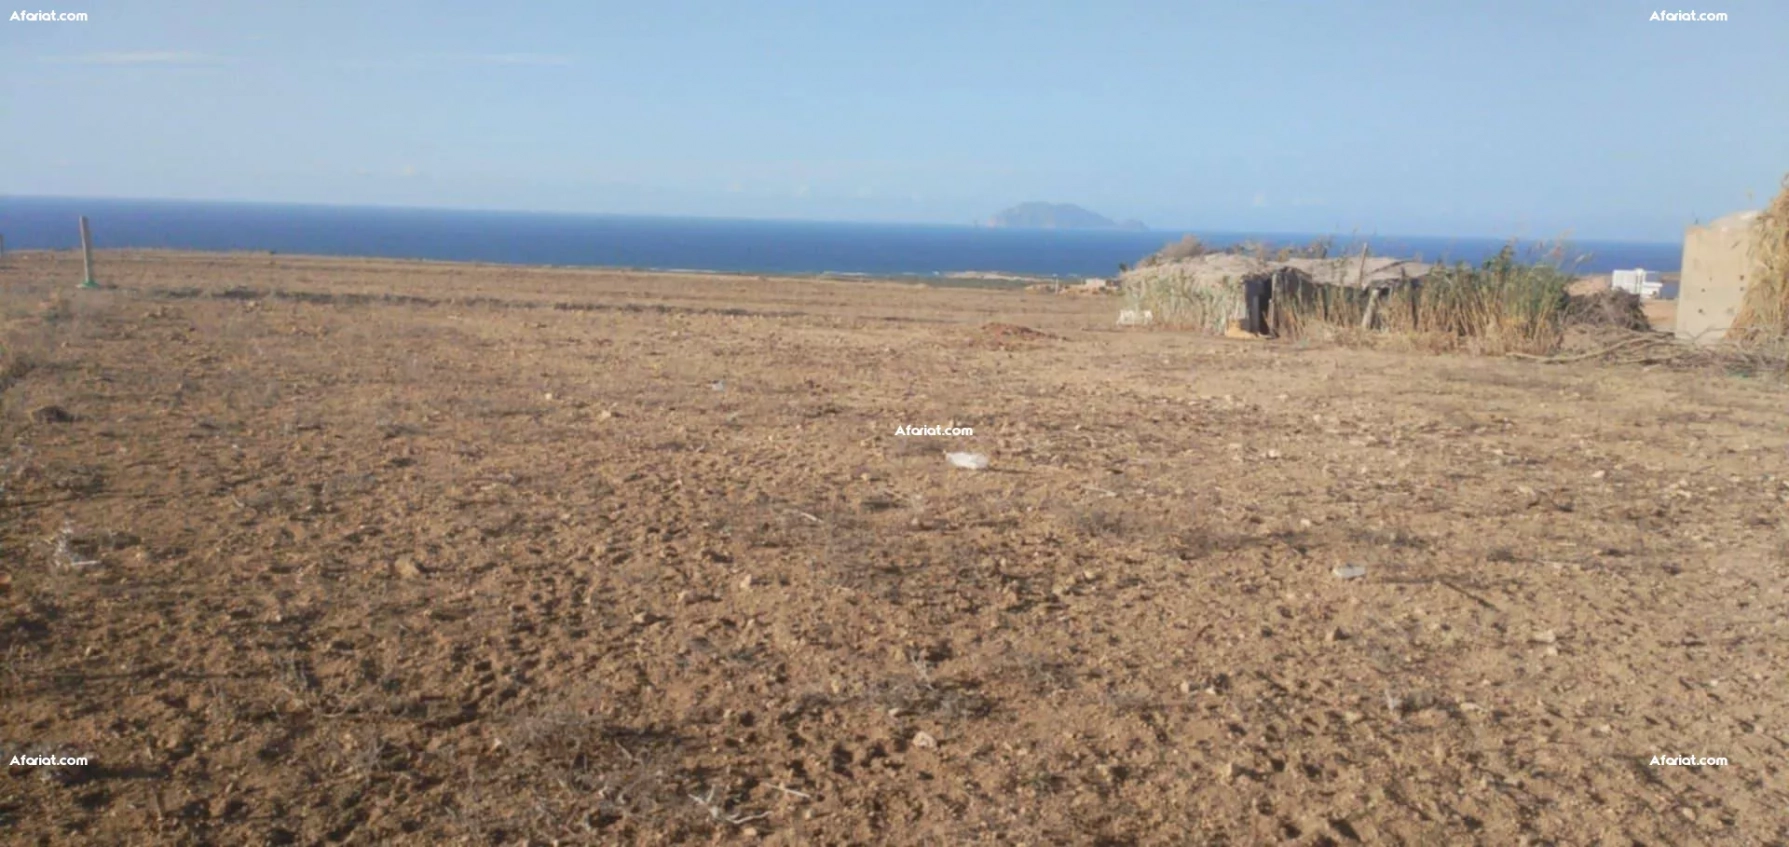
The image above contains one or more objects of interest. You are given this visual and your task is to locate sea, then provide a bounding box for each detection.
[0,196,1683,280]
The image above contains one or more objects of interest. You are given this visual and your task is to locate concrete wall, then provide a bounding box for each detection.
[1676,211,1761,344]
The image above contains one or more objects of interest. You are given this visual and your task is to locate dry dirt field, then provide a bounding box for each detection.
[2,251,1787,845]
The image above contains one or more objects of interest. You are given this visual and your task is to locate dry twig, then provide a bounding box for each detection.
[1505,335,1664,363]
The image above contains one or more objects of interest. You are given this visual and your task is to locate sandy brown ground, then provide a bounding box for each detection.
[2,251,1786,845]
[1644,300,1678,333]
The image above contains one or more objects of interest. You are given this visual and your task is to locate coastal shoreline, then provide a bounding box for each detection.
[0,247,1064,290]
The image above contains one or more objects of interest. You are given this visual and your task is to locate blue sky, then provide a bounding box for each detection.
[3,1,1785,241]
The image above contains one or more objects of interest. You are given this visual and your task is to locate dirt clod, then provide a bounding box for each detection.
[31,405,76,424]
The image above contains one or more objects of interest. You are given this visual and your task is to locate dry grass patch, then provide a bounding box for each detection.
[1732,174,1789,342]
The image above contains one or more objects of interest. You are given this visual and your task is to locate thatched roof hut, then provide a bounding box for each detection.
[1117,254,1430,333]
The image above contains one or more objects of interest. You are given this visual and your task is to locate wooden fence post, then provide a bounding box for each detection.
[79,216,98,289]
[1360,288,1382,329]
[1354,243,1376,329]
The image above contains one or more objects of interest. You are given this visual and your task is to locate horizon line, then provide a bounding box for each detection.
[0,192,1684,247]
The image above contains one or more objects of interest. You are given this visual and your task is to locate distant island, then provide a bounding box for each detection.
[984,202,1147,231]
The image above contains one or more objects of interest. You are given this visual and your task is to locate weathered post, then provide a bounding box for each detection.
[1354,243,1376,330]
[1360,288,1381,330]
[78,216,98,289]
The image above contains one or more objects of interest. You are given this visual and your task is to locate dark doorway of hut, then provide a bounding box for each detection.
[1242,276,1273,336]
[1236,266,1402,339]
[1238,268,1302,338]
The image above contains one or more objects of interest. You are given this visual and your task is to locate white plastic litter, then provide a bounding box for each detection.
[1332,564,1367,580]
[1117,309,1155,327]
[945,452,989,470]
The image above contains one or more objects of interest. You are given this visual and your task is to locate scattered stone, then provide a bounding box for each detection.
[1679,807,1697,822]
[1332,564,1367,580]
[911,731,938,750]
[391,557,424,579]
[31,405,75,424]
[1326,627,1349,642]
[1530,629,1558,644]
[738,574,755,590]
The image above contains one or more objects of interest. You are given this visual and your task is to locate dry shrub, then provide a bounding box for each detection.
[36,291,75,324]
[1,300,60,396]
[1273,246,1571,356]
[1138,234,1336,269]
[1731,174,1789,341]
[1673,336,1789,378]
[1222,237,1338,261]
[1564,289,1651,332]
[1271,274,1372,338]
[1373,248,1571,355]
[1120,268,1245,333]
[1139,234,1211,267]
[0,343,36,390]
[1263,236,1337,261]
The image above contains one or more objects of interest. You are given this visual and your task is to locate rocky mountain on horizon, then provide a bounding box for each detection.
[985,202,1147,231]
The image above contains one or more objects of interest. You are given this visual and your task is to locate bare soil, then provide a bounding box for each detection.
[3,251,1786,845]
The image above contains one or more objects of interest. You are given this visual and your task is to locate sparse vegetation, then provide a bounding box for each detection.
[1130,241,1575,355]
[1138,234,1211,266]
[1139,234,1338,268]
[1732,174,1789,344]
[1370,246,1574,354]
[1563,289,1651,332]
[1119,266,1246,332]
[3,251,1787,845]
